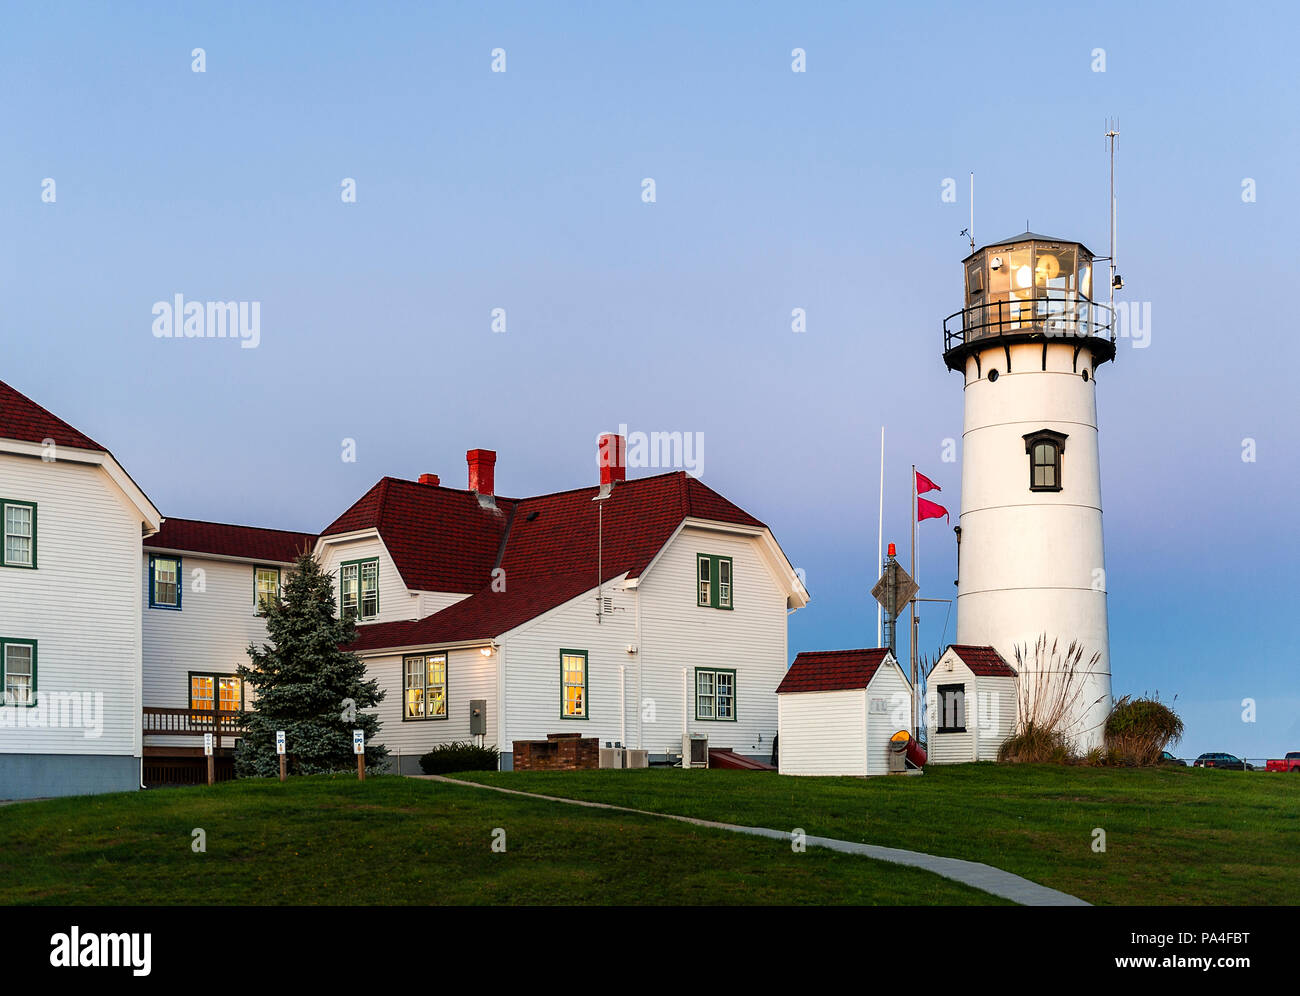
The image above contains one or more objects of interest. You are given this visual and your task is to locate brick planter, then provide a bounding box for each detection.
[512,732,600,771]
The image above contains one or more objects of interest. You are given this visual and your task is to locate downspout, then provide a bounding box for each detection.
[634,585,643,749]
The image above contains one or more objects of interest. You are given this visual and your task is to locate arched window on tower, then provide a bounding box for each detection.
[1022,429,1068,492]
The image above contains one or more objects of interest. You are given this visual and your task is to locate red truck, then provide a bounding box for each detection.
[1265,751,1300,772]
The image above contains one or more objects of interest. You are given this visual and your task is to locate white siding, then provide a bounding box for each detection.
[633,526,787,759]
[864,660,913,775]
[500,582,638,749]
[315,534,470,626]
[141,553,285,749]
[975,674,1018,761]
[926,650,980,764]
[778,690,866,776]
[0,453,143,758]
[360,648,499,767]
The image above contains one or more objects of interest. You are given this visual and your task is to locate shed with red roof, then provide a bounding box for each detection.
[776,648,913,776]
[924,645,1019,764]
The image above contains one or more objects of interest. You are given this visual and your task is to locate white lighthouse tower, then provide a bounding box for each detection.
[944,233,1114,751]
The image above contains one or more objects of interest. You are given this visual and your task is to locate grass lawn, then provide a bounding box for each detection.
[0,774,1001,905]
[455,764,1300,906]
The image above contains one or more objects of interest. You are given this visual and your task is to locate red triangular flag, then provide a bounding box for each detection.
[915,471,941,495]
[917,497,949,522]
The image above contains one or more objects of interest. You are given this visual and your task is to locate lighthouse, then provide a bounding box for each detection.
[943,233,1114,751]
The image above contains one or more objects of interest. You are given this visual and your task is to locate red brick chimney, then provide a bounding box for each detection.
[598,433,627,486]
[467,449,496,495]
[418,473,440,486]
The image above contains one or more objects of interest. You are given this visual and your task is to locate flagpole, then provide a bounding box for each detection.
[877,427,884,648]
[910,464,918,736]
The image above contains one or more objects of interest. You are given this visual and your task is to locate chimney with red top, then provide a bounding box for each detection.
[418,473,440,486]
[467,449,496,495]
[598,433,627,486]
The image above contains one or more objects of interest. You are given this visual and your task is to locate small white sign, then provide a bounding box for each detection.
[352,729,364,755]
[276,730,286,755]
[203,732,214,756]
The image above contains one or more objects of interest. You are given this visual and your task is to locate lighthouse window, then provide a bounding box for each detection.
[1024,429,1068,493]
[1031,443,1059,489]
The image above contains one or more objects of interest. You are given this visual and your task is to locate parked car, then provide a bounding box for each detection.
[1159,751,1186,766]
[1193,752,1254,771]
[1265,751,1300,773]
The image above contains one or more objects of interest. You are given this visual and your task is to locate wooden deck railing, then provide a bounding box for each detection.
[142,706,245,737]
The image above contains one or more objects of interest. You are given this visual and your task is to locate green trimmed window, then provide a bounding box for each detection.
[339,558,379,621]
[695,668,736,721]
[2,639,36,707]
[560,650,587,719]
[189,672,242,719]
[696,554,733,609]
[254,566,280,610]
[1,501,36,568]
[149,554,182,609]
[404,653,448,720]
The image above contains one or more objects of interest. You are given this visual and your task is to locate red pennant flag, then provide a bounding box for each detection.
[915,471,941,494]
[917,497,949,522]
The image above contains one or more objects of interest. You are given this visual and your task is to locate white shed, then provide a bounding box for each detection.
[924,645,1019,764]
[776,648,913,777]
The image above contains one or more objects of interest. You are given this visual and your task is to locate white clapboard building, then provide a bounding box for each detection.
[924,645,1018,764]
[327,440,808,771]
[0,379,162,798]
[775,648,913,777]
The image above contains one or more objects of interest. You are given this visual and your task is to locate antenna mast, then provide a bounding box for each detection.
[969,172,975,250]
[1106,119,1120,317]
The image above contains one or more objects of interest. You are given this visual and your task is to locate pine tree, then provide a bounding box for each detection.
[235,551,388,777]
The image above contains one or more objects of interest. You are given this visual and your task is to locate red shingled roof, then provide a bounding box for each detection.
[776,648,894,694]
[321,478,516,594]
[948,645,1017,677]
[0,379,106,451]
[346,471,767,652]
[145,517,316,563]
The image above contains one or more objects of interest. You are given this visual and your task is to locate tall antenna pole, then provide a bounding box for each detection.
[910,463,918,736]
[969,172,975,251]
[1106,119,1119,317]
[877,426,884,647]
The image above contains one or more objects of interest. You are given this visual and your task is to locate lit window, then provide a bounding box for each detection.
[190,673,241,722]
[696,669,736,721]
[697,554,734,609]
[254,566,280,609]
[2,641,36,706]
[2,502,35,568]
[561,650,587,719]
[404,653,448,720]
[150,555,181,608]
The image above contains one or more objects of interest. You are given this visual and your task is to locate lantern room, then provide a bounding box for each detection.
[943,232,1115,372]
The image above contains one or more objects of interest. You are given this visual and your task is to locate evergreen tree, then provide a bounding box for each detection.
[235,551,387,777]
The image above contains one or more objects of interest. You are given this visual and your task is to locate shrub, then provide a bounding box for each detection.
[1104,694,1183,766]
[418,741,501,775]
[998,721,1074,764]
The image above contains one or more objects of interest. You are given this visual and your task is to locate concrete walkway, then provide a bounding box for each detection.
[417,774,1089,906]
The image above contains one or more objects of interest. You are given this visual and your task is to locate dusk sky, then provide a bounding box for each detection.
[2,2,1295,756]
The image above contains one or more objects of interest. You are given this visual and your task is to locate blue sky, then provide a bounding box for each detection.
[2,2,1296,756]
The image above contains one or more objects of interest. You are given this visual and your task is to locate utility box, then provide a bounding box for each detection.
[683,734,709,768]
[599,747,625,769]
[469,699,487,737]
[624,749,649,769]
